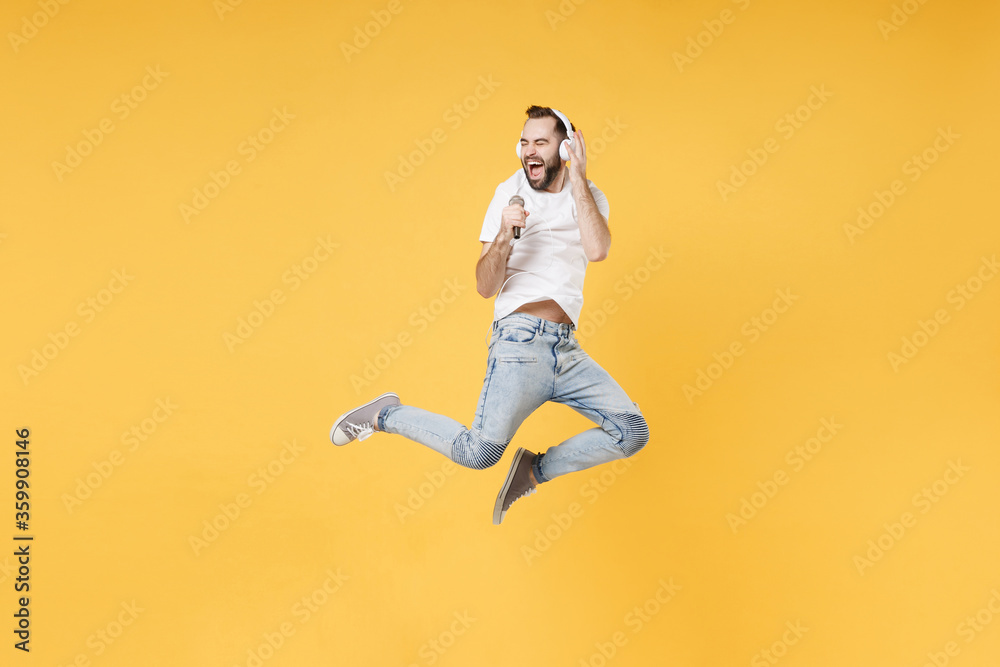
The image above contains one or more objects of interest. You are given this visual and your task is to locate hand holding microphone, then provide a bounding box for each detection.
[504,195,527,240]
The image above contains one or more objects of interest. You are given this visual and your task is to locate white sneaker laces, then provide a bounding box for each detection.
[345,421,375,442]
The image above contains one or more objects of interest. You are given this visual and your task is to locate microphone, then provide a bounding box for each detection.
[509,195,525,239]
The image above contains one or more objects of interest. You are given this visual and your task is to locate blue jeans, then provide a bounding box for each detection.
[376,313,649,482]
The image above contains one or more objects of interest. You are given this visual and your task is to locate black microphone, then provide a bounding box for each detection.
[509,195,525,239]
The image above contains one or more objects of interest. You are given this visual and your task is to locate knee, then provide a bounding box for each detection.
[464,450,504,470]
[609,411,649,458]
[452,436,506,470]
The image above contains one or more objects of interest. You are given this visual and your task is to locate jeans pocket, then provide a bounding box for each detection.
[498,326,537,344]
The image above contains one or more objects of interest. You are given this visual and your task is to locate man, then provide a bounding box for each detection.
[330,106,648,524]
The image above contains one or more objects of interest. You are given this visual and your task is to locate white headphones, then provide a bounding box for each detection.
[516,108,575,161]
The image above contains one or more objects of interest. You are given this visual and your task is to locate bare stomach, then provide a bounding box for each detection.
[513,299,572,324]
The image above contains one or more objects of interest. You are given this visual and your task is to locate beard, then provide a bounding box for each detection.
[522,151,562,191]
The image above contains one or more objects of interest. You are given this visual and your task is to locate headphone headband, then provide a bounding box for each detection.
[549,108,573,137]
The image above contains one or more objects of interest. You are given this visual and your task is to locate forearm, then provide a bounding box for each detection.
[476,241,511,297]
[573,182,611,262]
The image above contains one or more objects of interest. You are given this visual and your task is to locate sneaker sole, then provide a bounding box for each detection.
[493,447,529,525]
[329,392,399,446]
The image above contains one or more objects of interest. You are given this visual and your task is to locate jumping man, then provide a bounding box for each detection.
[330,105,649,524]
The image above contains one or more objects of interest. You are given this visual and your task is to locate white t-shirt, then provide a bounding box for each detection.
[479,169,610,328]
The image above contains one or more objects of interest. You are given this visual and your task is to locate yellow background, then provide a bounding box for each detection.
[2,0,999,665]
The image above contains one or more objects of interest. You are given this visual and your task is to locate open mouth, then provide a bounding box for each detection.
[526,159,544,180]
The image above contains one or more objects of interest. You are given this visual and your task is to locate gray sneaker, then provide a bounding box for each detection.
[329,392,400,446]
[493,447,537,524]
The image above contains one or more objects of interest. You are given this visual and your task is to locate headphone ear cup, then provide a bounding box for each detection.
[559,138,571,161]
[516,142,522,159]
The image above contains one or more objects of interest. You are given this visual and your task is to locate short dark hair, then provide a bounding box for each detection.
[525,105,572,142]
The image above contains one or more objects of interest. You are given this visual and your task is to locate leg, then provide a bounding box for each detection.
[377,319,552,470]
[533,334,649,482]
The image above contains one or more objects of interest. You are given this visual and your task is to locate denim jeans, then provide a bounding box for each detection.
[376,313,649,482]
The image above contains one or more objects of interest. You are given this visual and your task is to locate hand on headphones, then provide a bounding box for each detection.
[566,129,588,186]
